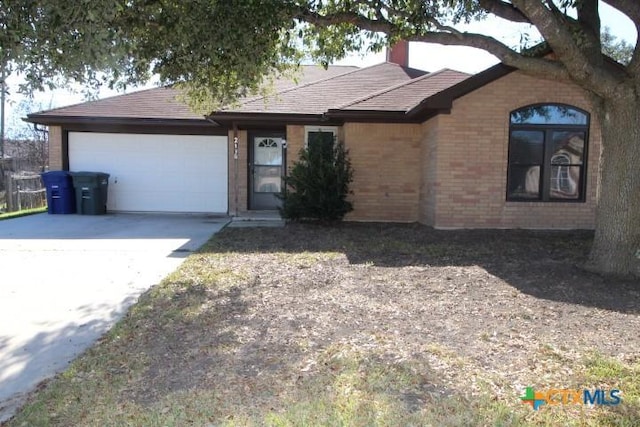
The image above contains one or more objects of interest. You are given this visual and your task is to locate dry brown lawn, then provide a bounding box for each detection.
[6,223,640,426]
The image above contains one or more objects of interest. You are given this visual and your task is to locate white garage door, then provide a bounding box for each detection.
[69,132,228,213]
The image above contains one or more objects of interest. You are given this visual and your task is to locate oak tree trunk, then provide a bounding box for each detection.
[588,90,640,277]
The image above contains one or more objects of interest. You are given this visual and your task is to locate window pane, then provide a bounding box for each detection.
[254,166,281,193]
[510,105,587,125]
[550,166,581,199]
[509,131,544,164]
[254,138,282,165]
[308,131,334,159]
[551,132,584,165]
[508,165,541,199]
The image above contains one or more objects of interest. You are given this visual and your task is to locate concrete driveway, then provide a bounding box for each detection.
[0,213,229,422]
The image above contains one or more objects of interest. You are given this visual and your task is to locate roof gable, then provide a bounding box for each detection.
[405,63,515,120]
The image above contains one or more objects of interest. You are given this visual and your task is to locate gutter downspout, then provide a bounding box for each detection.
[33,124,49,172]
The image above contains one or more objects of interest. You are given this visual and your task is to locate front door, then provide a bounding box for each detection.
[249,134,285,210]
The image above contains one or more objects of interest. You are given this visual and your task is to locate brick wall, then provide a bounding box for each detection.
[286,125,305,171]
[228,129,248,214]
[48,126,63,170]
[343,122,422,222]
[419,118,439,225]
[427,71,600,229]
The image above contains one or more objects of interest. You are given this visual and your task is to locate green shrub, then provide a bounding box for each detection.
[279,135,353,222]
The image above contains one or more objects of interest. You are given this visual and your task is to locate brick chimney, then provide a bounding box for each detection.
[386,40,409,67]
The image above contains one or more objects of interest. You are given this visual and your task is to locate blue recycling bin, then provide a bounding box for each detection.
[41,171,76,214]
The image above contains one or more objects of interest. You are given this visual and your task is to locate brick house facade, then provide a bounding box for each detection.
[32,54,599,229]
[419,71,599,229]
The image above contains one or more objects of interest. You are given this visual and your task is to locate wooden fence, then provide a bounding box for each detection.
[3,174,47,212]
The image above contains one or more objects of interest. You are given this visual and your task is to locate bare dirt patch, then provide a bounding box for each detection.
[127,224,639,410]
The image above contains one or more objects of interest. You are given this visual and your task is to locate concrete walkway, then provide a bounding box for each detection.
[0,213,229,422]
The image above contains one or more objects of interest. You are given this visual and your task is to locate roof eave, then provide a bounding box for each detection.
[208,112,340,127]
[325,109,422,123]
[25,115,214,127]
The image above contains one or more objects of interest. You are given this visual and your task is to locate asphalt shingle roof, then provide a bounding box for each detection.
[337,69,470,112]
[226,62,428,114]
[31,65,360,120]
[28,63,477,123]
[33,87,201,120]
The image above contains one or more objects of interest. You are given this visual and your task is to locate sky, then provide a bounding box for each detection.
[3,1,637,137]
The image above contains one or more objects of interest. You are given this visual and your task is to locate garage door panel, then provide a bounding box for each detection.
[69,132,228,213]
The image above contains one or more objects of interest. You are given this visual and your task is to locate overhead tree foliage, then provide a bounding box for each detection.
[601,26,634,65]
[1,0,639,277]
[0,1,145,92]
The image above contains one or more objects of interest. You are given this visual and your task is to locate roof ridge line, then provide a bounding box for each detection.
[228,65,358,107]
[335,68,462,110]
[230,63,402,109]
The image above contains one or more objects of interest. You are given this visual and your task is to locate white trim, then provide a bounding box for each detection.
[304,126,339,147]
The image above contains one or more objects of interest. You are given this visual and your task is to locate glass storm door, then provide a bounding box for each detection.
[250,135,285,210]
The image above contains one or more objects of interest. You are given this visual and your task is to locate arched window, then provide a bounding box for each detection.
[507,104,589,202]
[254,138,282,166]
[258,139,278,148]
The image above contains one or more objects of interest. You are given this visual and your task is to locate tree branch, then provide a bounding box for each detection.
[296,2,635,97]
[603,0,640,76]
[379,3,461,35]
[295,6,569,81]
[406,31,569,81]
[602,0,640,23]
[477,0,530,23]
[576,0,602,55]
[544,0,563,18]
[627,35,640,77]
[511,0,622,96]
[511,0,578,58]
[295,8,394,33]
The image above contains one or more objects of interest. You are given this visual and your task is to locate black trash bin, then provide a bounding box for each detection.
[41,171,76,214]
[69,172,110,215]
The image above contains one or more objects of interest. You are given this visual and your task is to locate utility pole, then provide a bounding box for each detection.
[0,63,5,159]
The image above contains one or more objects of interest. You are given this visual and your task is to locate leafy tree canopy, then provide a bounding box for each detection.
[1,1,143,92]
[2,1,634,110]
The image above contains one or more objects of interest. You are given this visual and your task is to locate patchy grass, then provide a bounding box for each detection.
[580,353,640,425]
[6,223,640,426]
[0,207,46,221]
